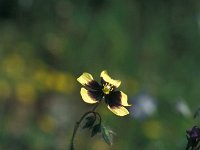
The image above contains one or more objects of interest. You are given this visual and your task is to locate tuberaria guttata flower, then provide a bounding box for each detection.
[77,70,131,116]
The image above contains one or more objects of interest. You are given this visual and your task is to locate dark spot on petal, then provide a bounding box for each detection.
[105,91,122,108]
[88,90,104,101]
[87,80,101,90]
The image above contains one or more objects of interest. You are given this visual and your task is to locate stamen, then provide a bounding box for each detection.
[102,83,114,94]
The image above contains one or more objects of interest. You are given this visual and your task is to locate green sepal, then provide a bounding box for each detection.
[82,116,95,129]
[101,125,114,146]
[91,123,101,137]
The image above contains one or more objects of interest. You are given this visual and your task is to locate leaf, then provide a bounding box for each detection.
[101,125,114,146]
[91,123,101,137]
[82,116,95,129]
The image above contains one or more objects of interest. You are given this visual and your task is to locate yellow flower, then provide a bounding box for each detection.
[77,70,131,116]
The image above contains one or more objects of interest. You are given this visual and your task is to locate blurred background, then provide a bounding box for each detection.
[0,0,200,149]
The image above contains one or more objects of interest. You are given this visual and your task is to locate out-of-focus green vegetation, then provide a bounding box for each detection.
[0,0,200,149]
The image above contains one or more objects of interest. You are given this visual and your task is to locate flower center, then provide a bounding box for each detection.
[102,83,114,94]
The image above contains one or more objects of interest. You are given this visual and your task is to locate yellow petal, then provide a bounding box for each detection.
[100,70,121,88]
[120,91,131,106]
[107,105,129,116]
[80,88,98,104]
[77,73,94,86]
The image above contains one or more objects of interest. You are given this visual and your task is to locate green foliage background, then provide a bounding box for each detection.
[0,0,200,149]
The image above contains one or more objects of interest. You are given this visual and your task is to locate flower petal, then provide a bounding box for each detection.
[107,105,129,116]
[77,73,93,85]
[77,73,101,90]
[120,91,131,106]
[100,70,121,88]
[80,88,103,104]
[105,91,131,107]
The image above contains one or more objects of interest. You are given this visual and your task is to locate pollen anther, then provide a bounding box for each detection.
[102,83,113,94]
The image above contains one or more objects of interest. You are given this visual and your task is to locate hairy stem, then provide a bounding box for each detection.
[70,103,101,150]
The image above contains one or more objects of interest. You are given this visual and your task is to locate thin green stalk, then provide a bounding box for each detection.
[70,103,100,150]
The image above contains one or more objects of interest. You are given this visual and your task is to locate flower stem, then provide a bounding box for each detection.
[70,103,100,150]
[92,102,100,111]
